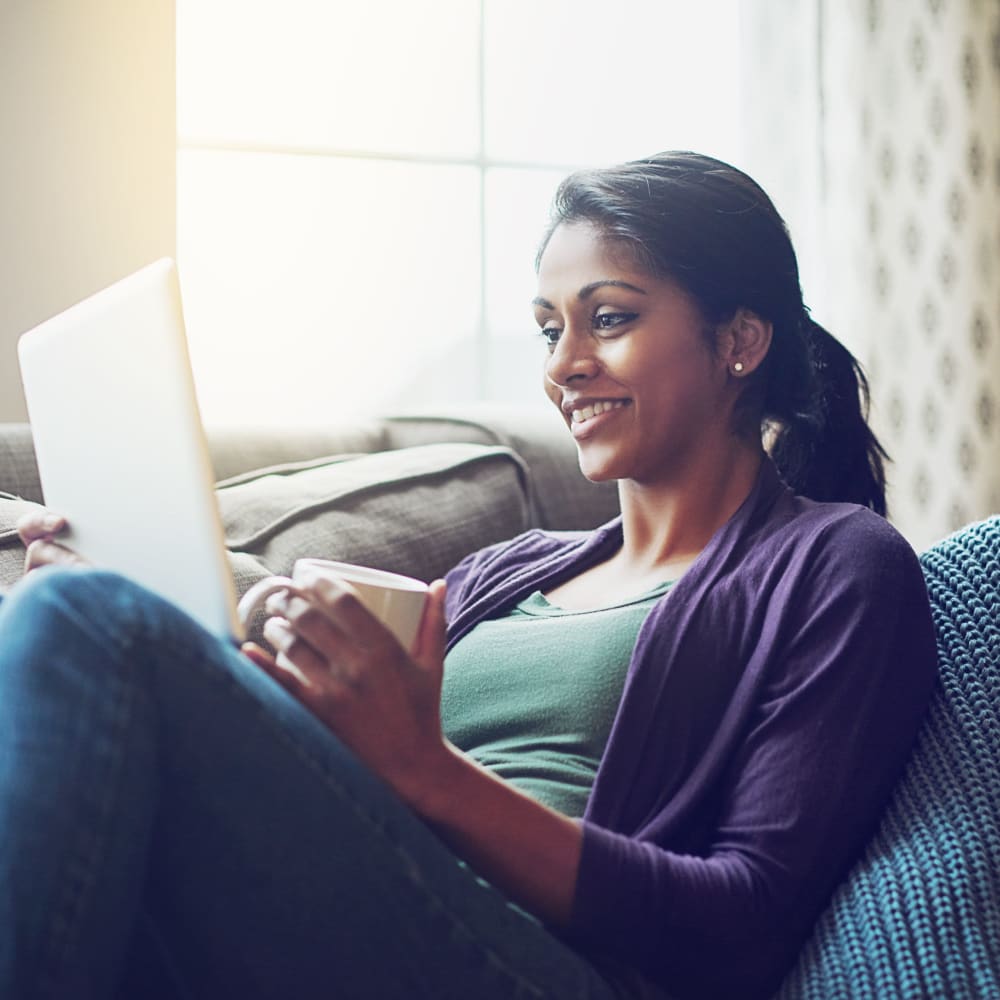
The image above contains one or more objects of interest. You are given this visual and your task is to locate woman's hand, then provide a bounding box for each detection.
[241,573,451,810]
[245,572,584,929]
[16,510,90,573]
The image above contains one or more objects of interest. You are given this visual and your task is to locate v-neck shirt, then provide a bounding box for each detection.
[440,581,673,818]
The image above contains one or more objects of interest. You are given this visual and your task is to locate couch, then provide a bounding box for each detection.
[0,405,997,998]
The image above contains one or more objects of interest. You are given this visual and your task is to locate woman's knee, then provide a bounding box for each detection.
[3,567,160,649]
[12,565,135,607]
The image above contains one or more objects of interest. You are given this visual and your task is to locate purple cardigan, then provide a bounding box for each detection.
[444,459,937,999]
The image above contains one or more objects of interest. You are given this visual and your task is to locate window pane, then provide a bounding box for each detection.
[177,151,480,426]
[484,0,743,166]
[485,167,566,338]
[177,0,480,158]
[486,167,605,408]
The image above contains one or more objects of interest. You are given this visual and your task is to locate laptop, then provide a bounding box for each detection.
[17,258,244,643]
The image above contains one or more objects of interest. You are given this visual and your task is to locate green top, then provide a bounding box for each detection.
[440,580,673,817]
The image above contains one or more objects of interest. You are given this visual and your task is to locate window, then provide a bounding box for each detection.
[177,1,743,426]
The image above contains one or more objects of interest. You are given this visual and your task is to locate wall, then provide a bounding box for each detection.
[740,0,1000,550]
[821,0,1000,550]
[0,0,175,422]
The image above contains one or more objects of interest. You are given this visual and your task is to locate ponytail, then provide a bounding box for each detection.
[766,319,889,515]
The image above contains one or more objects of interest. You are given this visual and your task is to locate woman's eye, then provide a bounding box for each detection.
[593,311,637,332]
[539,326,561,348]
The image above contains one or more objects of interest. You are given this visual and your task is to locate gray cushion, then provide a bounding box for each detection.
[0,492,46,590]
[383,410,620,531]
[219,442,530,580]
[0,426,42,504]
[206,422,391,483]
[218,442,533,640]
[1,444,533,619]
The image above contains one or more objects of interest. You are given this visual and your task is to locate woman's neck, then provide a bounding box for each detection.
[614,441,764,580]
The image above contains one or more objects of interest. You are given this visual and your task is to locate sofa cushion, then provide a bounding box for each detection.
[382,408,620,531]
[0,492,46,590]
[0,426,43,504]
[775,516,1000,999]
[218,441,532,609]
[1,443,533,619]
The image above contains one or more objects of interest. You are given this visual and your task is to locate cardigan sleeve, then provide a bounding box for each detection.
[567,514,938,999]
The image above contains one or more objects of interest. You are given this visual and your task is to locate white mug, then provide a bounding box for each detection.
[237,558,430,653]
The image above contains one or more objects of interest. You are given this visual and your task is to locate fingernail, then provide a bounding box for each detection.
[264,592,288,616]
[43,515,62,531]
[263,617,291,648]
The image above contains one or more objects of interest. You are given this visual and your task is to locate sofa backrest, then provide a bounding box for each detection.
[0,407,621,533]
[0,409,620,599]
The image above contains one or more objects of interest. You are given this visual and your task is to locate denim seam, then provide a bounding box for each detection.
[161,633,559,1000]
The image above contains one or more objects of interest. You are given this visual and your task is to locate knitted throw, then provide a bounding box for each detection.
[776,516,1000,999]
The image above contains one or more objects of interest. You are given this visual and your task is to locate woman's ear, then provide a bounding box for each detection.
[717,309,773,377]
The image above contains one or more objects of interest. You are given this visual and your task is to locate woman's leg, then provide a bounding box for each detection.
[0,569,620,1000]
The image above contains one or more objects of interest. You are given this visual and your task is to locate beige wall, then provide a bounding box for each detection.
[0,0,175,422]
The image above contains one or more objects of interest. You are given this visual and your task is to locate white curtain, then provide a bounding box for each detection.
[740,0,1000,551]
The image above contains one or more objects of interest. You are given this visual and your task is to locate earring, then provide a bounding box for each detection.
[732,361,745,374]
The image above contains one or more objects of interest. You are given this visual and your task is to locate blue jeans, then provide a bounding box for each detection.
[0,568,622,999]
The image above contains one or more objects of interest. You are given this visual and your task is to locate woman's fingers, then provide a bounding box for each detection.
[16,510,90,573]
[298,573,396,645]
[16,510,67,545]
[268,579,398,662]
[264,589,367,669]
[247,580,449,802]
[240,642,277,670]
[259,616,360,713]
[23,538,88,573]
[412,579,447,674]
[263,616,329,676]
[245,631,317,699]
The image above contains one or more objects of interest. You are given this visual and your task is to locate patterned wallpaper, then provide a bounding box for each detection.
[742,0,1000,551]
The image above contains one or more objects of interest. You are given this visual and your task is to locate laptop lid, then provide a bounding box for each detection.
[17,258,243,643]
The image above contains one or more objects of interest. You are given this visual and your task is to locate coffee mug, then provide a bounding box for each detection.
[237,559,430,653]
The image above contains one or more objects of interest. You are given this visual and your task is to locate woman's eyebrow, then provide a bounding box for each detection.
[579,280,647,299]
[531,280,648,310]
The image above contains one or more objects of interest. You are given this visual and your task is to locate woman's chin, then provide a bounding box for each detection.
[575,450,625,484]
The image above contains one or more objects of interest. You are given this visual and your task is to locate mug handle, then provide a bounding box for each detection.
[236,575,296,630]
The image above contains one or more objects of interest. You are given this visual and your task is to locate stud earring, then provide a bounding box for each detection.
[732,361,745,374]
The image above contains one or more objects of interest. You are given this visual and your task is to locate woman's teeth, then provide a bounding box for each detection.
[571,400,627,424]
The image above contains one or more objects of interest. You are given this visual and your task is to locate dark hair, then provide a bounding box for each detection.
[537,150,888,515]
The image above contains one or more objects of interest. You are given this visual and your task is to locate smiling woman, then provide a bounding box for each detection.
[534,226,740,489]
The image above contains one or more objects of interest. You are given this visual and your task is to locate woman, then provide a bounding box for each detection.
[1,152,937,1000]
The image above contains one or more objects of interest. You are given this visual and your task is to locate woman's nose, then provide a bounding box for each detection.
[544,330,598,388]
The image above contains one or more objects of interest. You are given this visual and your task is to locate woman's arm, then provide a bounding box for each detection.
[414,742,583,927]
[243,572,584,927]
[566,518,939,996]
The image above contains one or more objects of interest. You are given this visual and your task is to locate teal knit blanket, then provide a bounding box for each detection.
[776,516,1000,999]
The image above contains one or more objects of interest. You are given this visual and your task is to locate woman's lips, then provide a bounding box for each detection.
[568,399,631,438]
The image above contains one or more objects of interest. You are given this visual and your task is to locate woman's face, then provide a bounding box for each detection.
[534,222,735,486]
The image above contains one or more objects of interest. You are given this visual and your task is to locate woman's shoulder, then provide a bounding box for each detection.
[753,495,926,599]
[786,497,915,556]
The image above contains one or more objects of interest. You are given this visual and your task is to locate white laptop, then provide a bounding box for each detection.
[17,259,244,643]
